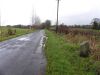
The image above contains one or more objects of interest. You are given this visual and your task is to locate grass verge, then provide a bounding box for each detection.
[45,30,95,75]
[0,28,34,42]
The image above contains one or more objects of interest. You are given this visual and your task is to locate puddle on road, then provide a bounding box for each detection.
[18,37,30,41]
[35,36,45,54]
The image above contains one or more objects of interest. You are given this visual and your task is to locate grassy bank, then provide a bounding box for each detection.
[0,28,34,42]
[45,30,95,75]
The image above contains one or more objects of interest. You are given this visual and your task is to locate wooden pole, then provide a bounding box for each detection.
[56,0,60,33]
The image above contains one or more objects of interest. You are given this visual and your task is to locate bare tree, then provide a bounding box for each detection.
[31,9,35,25]
[31,9,41,26]
[34,16,41,25]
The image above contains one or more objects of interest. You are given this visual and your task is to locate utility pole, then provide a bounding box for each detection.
[56,0,60,33]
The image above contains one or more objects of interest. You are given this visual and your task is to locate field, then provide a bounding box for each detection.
[0,27,34,42]
[45,29,100,75]
[57,26,100,61]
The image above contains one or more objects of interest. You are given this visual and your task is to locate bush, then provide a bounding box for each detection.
[7,28,16,35]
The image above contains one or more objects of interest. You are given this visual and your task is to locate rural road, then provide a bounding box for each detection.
[0,30,46,75]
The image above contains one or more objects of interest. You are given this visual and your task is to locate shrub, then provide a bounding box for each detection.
[7,28,16,35]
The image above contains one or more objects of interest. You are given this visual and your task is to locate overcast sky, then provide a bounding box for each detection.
[0,0,100,25]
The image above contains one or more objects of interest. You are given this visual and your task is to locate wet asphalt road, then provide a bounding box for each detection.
[0,30,46,75]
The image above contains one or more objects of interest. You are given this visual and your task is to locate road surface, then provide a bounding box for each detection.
[0,30,46,75]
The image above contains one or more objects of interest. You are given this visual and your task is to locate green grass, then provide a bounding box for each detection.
[0,27,34,42]
[45,30,95,75]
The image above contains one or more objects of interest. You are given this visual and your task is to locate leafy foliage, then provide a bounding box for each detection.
[44,20,51,29]
[92,21,100,30]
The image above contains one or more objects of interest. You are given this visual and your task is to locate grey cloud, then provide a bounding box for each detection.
[60,9,100,25]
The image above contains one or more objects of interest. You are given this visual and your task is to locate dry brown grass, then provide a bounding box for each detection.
[65,33,100,61]
[56,25,100,61]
